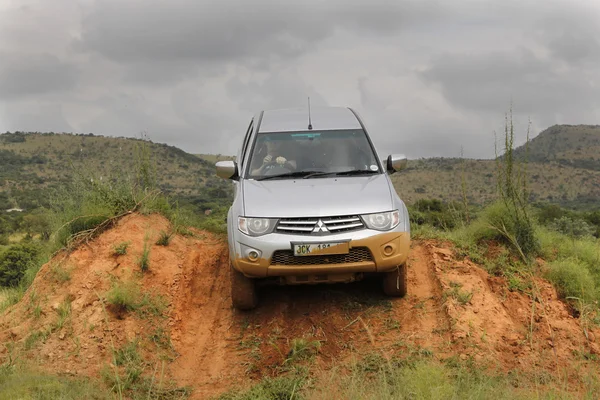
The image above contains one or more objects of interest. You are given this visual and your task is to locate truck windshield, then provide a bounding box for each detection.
[246,129,380,180]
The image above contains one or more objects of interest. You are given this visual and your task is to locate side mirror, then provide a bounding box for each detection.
[386,154,407,174]
[216,160,238,180]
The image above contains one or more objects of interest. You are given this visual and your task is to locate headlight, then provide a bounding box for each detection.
[362,210,400,231]
[238,217,276,236]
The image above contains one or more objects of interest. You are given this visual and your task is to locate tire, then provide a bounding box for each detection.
[382,264,407,297]
[230,265,258,310]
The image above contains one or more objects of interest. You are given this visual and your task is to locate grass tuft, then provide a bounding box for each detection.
[155,230,173,247]
[138,238,151,272]
[112,241,130,256]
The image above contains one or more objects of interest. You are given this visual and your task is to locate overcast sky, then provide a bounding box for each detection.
[1,0,599,159]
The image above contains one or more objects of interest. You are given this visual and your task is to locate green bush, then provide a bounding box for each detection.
[0,243,41,287]
[471,201,539,260]
[546,258,597,302]
[0,234,9,246]
[538,227,600,268]
[549,216,595,238]
[409,199,462,230]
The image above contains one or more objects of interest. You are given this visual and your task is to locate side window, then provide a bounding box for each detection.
[239,120,253,168]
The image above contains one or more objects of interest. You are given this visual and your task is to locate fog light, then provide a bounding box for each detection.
[248,250,259,261]
[383,245,395,256]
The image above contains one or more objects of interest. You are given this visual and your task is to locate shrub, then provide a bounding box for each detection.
[409,199,462,230]
[470,201,538,259]
[0,243,41,287]
[549,216,595,238]
[492,108,539,261]
[546,258,597,302]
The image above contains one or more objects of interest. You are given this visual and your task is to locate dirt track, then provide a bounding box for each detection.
[1,214,598,398]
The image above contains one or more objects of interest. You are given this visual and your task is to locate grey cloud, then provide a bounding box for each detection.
[1,0,599,160]
[534,9,600,64]
[76,0,440,66]
[419,48,599,116]
[0,53,79,99]
[226,70,329,113]
[0,101,74,133]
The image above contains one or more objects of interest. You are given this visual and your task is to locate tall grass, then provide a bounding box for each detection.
[538,226,600,305]
[490,109,538,261]
[220,358,594,400]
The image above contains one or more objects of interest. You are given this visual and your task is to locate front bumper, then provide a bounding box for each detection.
[230,228,410,280]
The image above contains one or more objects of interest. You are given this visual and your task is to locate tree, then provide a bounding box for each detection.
[0,243,40,287]
[21,210,51,240]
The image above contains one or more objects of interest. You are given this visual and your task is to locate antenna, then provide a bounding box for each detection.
[307,97,313,130]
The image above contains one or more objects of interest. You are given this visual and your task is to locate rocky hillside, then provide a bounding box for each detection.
[2,125,600,211]
[392,125,600,209]
[0,132,230,212]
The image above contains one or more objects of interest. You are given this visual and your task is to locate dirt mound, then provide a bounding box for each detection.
[1,214,597,398]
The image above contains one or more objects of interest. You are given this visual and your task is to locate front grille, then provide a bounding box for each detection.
[270,247,373,266]
[276,215,365,235]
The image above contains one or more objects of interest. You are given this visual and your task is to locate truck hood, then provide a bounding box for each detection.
[242,174,394,218]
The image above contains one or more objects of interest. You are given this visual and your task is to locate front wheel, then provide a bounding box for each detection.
[230,265,258,310]
[382,264,407,297]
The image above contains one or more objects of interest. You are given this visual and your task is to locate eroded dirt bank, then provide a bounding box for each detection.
[1,213,597,398]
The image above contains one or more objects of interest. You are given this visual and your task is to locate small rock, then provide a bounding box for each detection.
[59,333,65,340]
[88,354,94,359]
[459,354,468,360]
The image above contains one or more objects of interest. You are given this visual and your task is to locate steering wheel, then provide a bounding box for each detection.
[262,161,294,176]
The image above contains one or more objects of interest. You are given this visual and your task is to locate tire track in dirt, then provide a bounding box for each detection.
[169,243,244,399]
[390,243,452,351]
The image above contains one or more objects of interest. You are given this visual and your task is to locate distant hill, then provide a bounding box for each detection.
[513,124,600,170]
[0,132,231,212]
[2,125,600,213]
[392,125,600,209]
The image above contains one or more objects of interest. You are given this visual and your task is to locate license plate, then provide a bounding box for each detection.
[293,241,349,256]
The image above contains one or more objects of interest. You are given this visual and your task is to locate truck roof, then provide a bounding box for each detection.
[258,106,362,133]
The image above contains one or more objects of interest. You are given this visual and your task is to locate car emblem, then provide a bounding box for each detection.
[313,219,329,233]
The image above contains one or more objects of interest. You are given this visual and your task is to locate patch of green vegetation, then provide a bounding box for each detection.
[102,339,190,399]
[218,370,306,400]
[23,330,48,351]
[48,262,71,283]
[310,358,591,400]
[138,238,151,272]
[0,242,42,287]
[0,364,110,400]
[409,198,466,231]
[546,258,597,302]
[156,230,174,246]
[105,281,141,314]
[112,241,130,256]
[444,282,473,306]
[104,281,167,319]
[54,298,72,330]
[283,339,321,365]
[136,292,168,319]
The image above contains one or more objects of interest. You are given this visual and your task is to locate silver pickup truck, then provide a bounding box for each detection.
[216,106,410,310]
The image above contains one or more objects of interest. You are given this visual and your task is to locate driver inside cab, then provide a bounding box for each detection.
[250,138,297,175]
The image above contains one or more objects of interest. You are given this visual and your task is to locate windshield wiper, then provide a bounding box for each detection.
[333,169,379,176]
[256,171,318,181]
